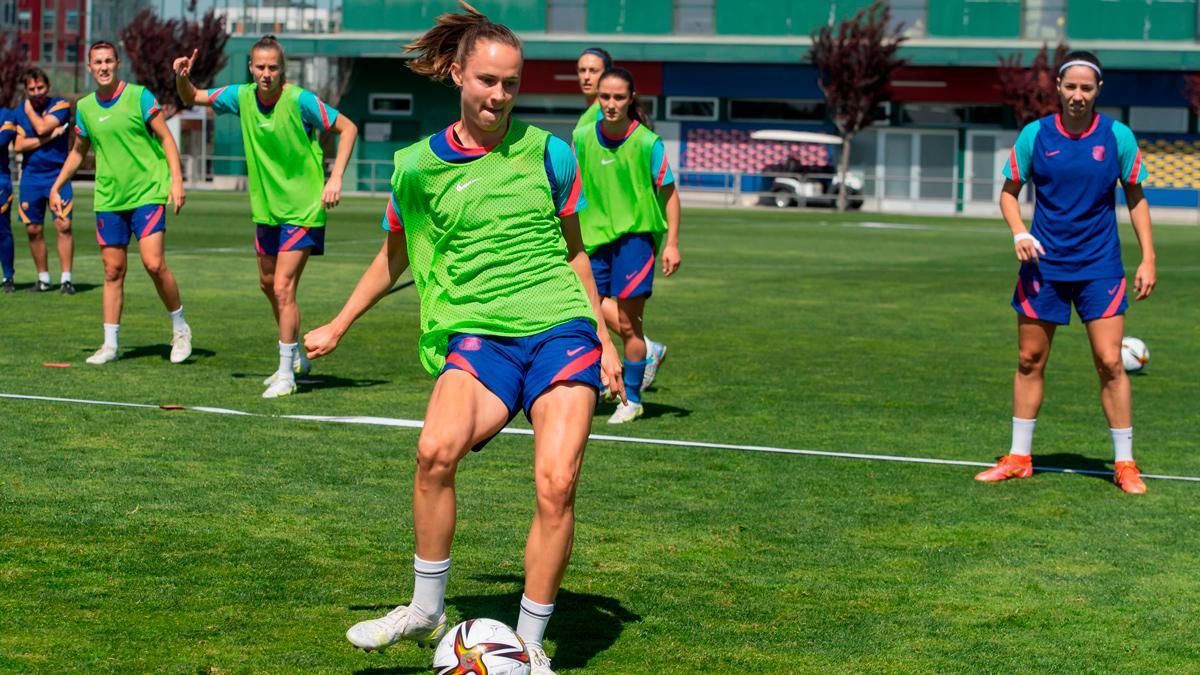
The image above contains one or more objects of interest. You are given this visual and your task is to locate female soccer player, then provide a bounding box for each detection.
[303,5,622,672]
[49,42,192,365]
[173,36,358,398]
[574,49,670,393]
[572,67,681,423]
[975,51,1156,494]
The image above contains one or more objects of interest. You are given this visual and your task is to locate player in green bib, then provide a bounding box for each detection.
[574,47,609,132]
[173,35,359,398]
[572,67,682,424]
[304,5,622,673]
[49,42,193,366]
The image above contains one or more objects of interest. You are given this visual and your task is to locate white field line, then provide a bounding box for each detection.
[3,392,1198,483]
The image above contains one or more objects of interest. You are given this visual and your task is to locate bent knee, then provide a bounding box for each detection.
[416,433,469,477]
[536,472,579,515]
[1095,355,1125,379]
[1017,352,1048,375]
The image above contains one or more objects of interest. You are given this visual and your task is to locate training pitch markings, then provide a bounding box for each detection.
[3,392,1198,483]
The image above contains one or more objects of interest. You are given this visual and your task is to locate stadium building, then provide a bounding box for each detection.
[194,0,1200,213]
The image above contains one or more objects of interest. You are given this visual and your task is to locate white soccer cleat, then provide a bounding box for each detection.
[642,339,667,390]
[262,376,297,399]
[169,328,192,363]
[607,401,644,424]
[264,351,312,385]
[85,344,119,365]
[346,605,447,652]
[527,644,557,675]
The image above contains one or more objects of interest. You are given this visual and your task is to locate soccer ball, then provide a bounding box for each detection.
[1121,336,1149,372]
[432,618,530,675]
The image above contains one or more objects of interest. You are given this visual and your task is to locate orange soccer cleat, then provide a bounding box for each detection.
[1113,461,1147,494]
[975,454,1034,482]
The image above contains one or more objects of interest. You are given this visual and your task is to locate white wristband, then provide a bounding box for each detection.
[1014,232,1035,244]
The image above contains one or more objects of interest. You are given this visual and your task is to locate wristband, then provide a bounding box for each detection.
[1014,232,1035,244]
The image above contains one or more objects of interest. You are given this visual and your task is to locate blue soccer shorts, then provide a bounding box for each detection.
[19,181,72,226]
[590,232,656,299]
[1012,267,1128,325]
[255,224,326,256]
[96,204,166,247]
[440,318,602,424]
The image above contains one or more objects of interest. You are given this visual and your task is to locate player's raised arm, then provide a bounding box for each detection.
[49,135,90,217]
[304,228,409,359]
[173,50,213,107]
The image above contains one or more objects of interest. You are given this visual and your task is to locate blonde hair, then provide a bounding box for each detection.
[405,2,522,81]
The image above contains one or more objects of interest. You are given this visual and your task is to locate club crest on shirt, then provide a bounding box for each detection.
[1092,145,1106,162]
[459,336,482,351]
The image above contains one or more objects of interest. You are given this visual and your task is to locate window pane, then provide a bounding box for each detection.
[668,98,717,120]
[1024,0,1065,39]
[1128,107,1188,133]
[729,99,827,122]
[892,0,926,38]
[675,0,713,34]
[547,0,586,33]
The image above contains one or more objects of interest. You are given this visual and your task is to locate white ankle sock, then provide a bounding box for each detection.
[412,555,450,618]
[60,271,72,284]
[1011,417,1036,456]
[516,594,555,649]
[169,306,187,332]
[103,323,119,349]
[38,271,50,284]
[1111,427,1133,462]
[277,342,297,378]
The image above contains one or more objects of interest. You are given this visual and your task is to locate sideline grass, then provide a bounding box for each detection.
[2,192,1199,672]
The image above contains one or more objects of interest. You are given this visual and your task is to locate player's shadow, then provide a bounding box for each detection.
[595,399,691,420]
[231,372,389,391]
[353,666,427,675]
[107,344,217,361]
[1032,453,1115,483]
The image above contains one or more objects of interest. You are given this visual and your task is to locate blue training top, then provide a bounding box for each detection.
[15,96,71,183]
[1003,113,1147,281]
[0,108,18,184]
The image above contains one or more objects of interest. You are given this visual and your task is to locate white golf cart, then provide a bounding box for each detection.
[751,130,865,209]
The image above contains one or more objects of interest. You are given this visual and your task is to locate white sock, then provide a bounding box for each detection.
[169,306,187,332]
[38,271,50,284]
[60,271,71,284]
[103,323,119,349]
[277,342,297,379]
[516,594,555,649]
[1011,417,1036,456]
[411,555,450,619]
[1112,427,1133,462]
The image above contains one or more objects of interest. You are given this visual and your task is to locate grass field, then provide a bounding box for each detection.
[2,192,1200,673]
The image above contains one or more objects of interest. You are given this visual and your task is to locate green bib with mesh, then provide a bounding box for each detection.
[392,119,596,375]
[575,100,600,132]
[238,84,326,227]
[75,83,168,212]
[571,121,668,254]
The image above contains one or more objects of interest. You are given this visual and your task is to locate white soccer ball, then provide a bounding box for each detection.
[433,618,531,675]
[1121,336,1149,372]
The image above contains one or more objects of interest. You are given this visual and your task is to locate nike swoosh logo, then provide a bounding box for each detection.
[625,271,638,280]
[567,346,586,357]
[1108,285,1120,295]
[98,115,111,122]
[1045,150,1061,157]
[456,178,482,192]
[601,158,617,165]
[258,122,271,128]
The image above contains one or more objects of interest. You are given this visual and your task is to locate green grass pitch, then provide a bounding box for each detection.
[2,192,1200,672]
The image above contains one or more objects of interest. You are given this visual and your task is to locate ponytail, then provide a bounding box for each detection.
[597,68,650,127]
[406,1,522,81]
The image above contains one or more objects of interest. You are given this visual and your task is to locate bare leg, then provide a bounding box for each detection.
[616,296,648,363]
[413,370,511,560]
[25,223,48,274]
[1085,315,1131,428]
[523,383,596,604]
[1013,315,1056,419]
[601,296,619,338]
[54,214,73,276]
[100,246,128,325]
[269,249,310,343]
[135,231,181,311]
[257,254,281,325]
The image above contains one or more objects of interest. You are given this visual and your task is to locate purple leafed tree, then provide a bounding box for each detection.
[0,34,30,108]
[120,7,230,119]
[1183,72,1200,118]
[809,0,908,211]
[997,42,1070,128]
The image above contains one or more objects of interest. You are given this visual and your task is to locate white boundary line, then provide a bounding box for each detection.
[4,392,1199,483]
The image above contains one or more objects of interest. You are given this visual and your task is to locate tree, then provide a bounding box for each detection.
[996,41,1070,128]
[0,34,30,108]
[120,6,229,119]
[1184,72,1200,118]
[809,0,908,211]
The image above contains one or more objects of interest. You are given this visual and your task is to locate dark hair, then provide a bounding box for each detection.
[251,35,286,61]
[22,67,49,88]
[405,1,522,81]
[597,67,650,127]
[579,47,612,69]
[87,41,118,62]
[1057,50,1102,82]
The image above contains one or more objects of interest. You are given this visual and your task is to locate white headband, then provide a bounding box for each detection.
[1058,60,1102,78]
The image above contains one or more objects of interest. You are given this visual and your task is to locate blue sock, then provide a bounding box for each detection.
[0,217,13,279]
[623,359,647,404]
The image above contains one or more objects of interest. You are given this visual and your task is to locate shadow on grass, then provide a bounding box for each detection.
[347,575,639,671]
[106,344,217,361]
[230,372,390,391]
[10,281,99,294]
[1033,452,1114,483]
[353,666,428,674]
[595,399,691,421]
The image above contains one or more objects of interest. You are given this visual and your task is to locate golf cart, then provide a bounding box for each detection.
[752,130,865,209]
